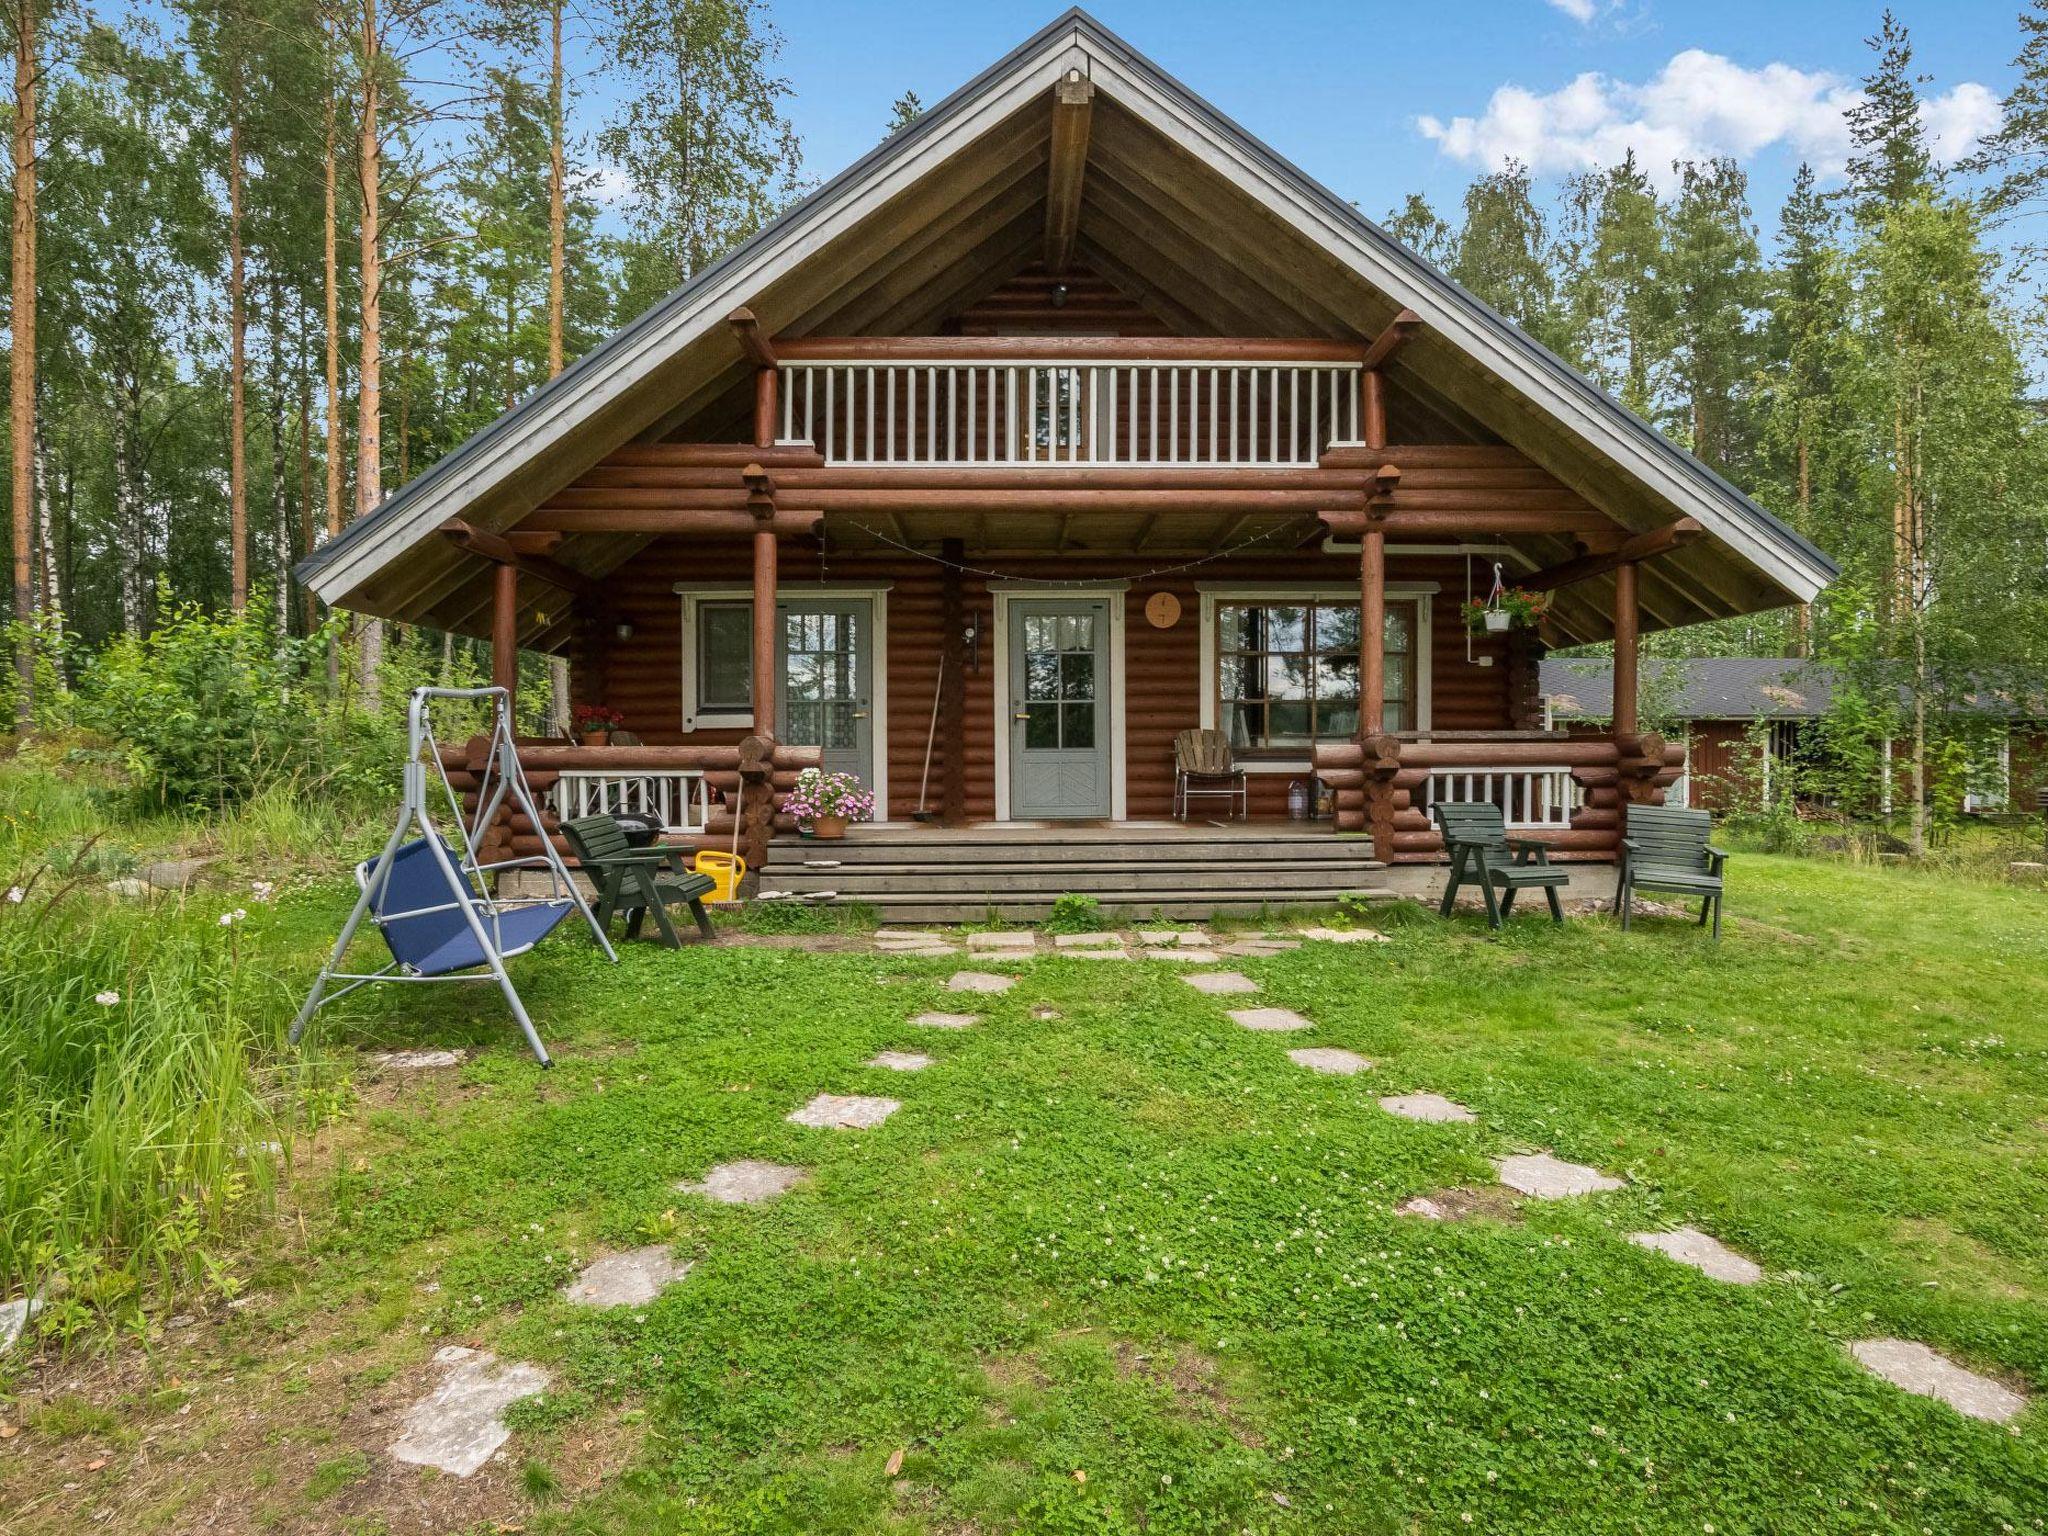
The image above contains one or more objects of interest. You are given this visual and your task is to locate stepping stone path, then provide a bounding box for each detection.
[1220,939,1300,956]
[1296,927,1390,944]
[966,931,1036,952]
[1397,1196,1449,1221]
[1138,930,1210,947]
[788,1093,901,1130]
[1145,948,1220,963]
[1066,948,1131,960]
[563,1246,693,1308]
[868,1050,932,1072]
[1032,1006,1062,1020]
[1053,932,1121,948]
[1182,971,1259,995]
[1378,1093,1477,1124]
[912,1011,979,1029]
[0,1293,43,1352]
[1496,1152,1625,1198]
[947,971,1015,993]
[1227,1006,1313,1033]
[372,1048,465,1070]
[1849,1339,2028,1424]
[389,1346,550,1478]
[1288,1047,1373,1076]
[1629,1226,1762,1285]
[679,1160,808,1205]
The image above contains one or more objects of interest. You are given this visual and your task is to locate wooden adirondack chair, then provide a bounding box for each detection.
[1431,800,1569,930]
[1618,805,1727,939]
[1173,728,1247,820]
[560,814,718,947]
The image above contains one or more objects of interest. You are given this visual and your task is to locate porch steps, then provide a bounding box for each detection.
[757,825,1393,923]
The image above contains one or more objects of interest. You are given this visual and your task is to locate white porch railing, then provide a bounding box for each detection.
[1420,766,1580,831]
[551,769,710,834]
[778,359,1363,468]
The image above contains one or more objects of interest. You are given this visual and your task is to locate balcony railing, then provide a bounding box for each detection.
[776,356,1364,469]
[1417,766,1581,832]
[550,767,711,834]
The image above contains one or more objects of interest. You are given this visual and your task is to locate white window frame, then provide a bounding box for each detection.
[678,587,759,730]
[1196,583,1436,772]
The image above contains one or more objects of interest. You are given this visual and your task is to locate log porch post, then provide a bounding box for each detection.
[1355,359,1402,862]
[750,498,778,736]
[1612,559,1638,738]
[491,559,519,704]
[1359,521,1385,736]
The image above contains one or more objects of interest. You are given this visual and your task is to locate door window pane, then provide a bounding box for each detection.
[1062,703,1096,748]
[697,602,752,713]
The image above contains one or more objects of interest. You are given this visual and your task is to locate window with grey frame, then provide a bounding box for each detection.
[694,600,753,716]
[1216,600,1416,749]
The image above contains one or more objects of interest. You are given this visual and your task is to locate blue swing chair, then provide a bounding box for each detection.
[292,686,616,1066]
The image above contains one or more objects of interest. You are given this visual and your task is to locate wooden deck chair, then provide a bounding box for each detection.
[1431,800,1569,931]
[1174,728,1247,820]
[1618,805,1727,939]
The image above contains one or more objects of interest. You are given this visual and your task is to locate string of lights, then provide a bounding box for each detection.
[809,514,1325,587]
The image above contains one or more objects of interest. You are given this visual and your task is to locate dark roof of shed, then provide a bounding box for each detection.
[1541,658,2044,721]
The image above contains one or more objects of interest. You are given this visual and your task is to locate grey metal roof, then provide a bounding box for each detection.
[299,7,1837,612]
[1541,657,2043,721]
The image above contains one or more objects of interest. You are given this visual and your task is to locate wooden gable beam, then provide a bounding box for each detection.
[1044,69,1095,273]
[1360,309,1423,372]
[1520,518,1703,592]
[728,307,777,369]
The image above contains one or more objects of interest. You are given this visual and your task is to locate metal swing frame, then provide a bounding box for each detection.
[291,685,616,1066]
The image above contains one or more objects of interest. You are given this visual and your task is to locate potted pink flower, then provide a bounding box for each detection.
[785,767,875,839]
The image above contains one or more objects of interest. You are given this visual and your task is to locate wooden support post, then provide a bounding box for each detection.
[491,559,519,704]
[1360,521,1386,737]
[1613,560,1639,738]
[1360,368,1385,451]
[754,366,777,451]
[751,513,778,735]
[939,536,967,825]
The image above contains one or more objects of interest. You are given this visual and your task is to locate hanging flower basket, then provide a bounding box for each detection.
[784,768,876,839]
[572,703,625,746]
[1461,586,1550,635]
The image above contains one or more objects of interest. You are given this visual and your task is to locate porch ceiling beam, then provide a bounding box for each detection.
[440,518,605,599]
[1519,517,1703,592]
[1360,309,1423,372]
[728,307,778,369]
[1043,69,1095,273]
[1320,508,1618,537]
[519,507,824,535]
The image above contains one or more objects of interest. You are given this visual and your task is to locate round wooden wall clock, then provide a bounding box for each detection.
[1144,591,1181,629]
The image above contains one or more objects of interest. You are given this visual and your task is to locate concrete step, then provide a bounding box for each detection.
[812,889,1402,924]
[764,837,1380,869]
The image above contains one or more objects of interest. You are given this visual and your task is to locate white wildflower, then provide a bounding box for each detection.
[94,990,121,1006]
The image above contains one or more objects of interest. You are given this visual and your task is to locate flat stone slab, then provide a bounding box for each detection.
[788,1093,901,1130]
[1288,1047,1372,1076]
[389,1346,550,1478]
[912,1011,979,1029]
[1397,1196,1448,1220]
[882,945,957,957]
[144,856,217,890]
[947,971,1015,993]
[1629,1226,1762,1285]
[1296,926,1390,944]
[868,1050,933,1072]
[876,928,944,941]
[1495,1152,1625,1198]
[1,1293,43,1352]
[371,1048,465,1070]
[1182,971,1259,994]
[678,1160,809,1205]
[1052,931,1122,948]
[1849,1339,2028,1423]
[1220,939,1301,956]
[966,931,1037,951]
[1065,948,1131,960]
[1227,1006,1313,1033]
[1145,948,1221,963]
[1138,929,1211,946]
[562,1246,694,1308]
[1378,1092,1477,1124]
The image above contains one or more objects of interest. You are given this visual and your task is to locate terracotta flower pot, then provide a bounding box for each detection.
[580,730,609,747]
[811,814,849,839]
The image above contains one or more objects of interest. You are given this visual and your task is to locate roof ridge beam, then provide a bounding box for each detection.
[1044,68,1095,272]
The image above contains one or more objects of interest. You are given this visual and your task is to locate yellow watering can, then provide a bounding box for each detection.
[693,849,745,903]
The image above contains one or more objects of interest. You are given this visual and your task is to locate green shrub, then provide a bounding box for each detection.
[1043,893,1105,934]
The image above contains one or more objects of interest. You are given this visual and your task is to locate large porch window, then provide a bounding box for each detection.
[1202,588,1428,754]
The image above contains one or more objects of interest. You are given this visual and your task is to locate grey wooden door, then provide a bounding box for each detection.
[1008,598,1110,819]
[778,598,874,792]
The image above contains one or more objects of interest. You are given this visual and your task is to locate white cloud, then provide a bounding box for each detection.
[586,161,636,207]
[1545,0,1599,21]
[1417,49,1998,189]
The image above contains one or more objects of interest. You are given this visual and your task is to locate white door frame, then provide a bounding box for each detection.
[991,582,1127,821]
[674,582,891,818]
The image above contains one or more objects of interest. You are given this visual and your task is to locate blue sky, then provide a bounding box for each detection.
[736,0,2023,235]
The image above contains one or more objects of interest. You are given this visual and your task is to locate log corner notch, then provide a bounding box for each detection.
[1044,68,1094,273]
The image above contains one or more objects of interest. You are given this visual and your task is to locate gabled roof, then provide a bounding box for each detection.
[299,7,1836,645]
[1542,658,2045,721]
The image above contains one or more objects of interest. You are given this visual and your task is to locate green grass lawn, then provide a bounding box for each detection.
[6,856,2047,1533]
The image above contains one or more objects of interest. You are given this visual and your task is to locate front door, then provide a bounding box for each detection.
[1008,598,1111,819]
[778,598,874,793]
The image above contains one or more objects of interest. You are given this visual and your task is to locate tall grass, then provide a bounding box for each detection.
[0,754,328,1347]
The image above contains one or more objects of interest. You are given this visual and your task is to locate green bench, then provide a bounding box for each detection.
[560,814,718,947]
[1618,805,1727,939]
[1431,800,1569,930]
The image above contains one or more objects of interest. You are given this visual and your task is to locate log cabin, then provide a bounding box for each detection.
[298,9,1837,920]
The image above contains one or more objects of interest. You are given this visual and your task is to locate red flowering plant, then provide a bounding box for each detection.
[572,703,626,734]
[1461,587,1551,633]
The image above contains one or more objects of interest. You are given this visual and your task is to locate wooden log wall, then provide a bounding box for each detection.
[567,538,1521,823]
